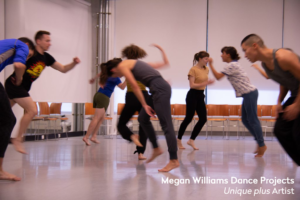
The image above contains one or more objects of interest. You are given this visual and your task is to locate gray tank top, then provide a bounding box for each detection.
[262,49,299,97]
[131,60,162,86]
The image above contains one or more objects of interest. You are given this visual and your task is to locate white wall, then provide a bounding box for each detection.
[284,0,300,55]
[4,0,92,103]
[113,0,207,112]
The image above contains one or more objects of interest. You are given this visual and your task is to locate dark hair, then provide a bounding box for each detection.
[221,46,240,60]
[241,34,265,47]
[99,58,122,85]
[35,30,50,42]
[122,44,147,59]
[193,51,209,66]
[18,37,35,50]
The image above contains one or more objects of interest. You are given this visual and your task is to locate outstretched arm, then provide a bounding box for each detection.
[51,57,80,73]
[208,58,225,80]
[147,44,170,69]
[252,64,269,79]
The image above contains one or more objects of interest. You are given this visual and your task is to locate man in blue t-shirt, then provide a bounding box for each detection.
[0,37,34,181]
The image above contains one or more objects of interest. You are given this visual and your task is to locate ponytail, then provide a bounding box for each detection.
[99,58,122,85]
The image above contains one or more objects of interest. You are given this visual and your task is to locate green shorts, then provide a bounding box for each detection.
[93,92,110,111]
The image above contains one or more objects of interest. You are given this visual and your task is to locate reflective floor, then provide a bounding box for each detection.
[1,136,299,200]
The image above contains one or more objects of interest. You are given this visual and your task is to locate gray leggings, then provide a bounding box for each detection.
[138,77,178,160]
[0,82,16,158]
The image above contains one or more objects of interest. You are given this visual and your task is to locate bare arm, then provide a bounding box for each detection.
[117,80,127,90]
[118,63,155,117]
[147,44,170,69]
[252,64,269,79]
[89,72,101,84]
[51,57,80,73]
[189,76,213,89]
[12,62,26,86]
[208,58,225,80]
[276,50,300,120]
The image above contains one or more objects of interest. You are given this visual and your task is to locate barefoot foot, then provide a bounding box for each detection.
[255,145,267,157]
[177,139,186,149]
[0,171,21,181]
[138,153,147,160]
[11,138,27,154]
[158,160,180,172]
[90,138,100,144]
[146,147,163,163]
[130,134,143,147]
[82,137,90,146]
[254,144,259,154]
[187,139,199,150]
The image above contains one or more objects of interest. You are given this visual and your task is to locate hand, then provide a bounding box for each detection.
[207,79,215,85]
[73,57,81,64]
[282,103,300,121]
[208,58,213,66]
[11,76,22,86]
[89,78,95,84]
[143,105,156,117]
[275,103,283,119]
[150,44,162,50]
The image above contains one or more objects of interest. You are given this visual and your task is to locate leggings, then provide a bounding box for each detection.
[178,89,207,140]
[117,91,149,154]
[274,97,300,166]
[0,82,16,158]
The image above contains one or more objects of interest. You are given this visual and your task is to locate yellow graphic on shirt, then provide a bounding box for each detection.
[26,61,46,80]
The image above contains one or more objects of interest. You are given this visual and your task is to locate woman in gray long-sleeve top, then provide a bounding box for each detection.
[99,44,179,172]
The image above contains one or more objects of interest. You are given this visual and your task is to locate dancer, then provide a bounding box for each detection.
[0,37,34,181]
[208,46,267,157]
[117,45,150,160]
[177,51,214,150]
[100,44,179,172]
[5,30,80,154]
[83,63,127,145]
[241,34,300,164]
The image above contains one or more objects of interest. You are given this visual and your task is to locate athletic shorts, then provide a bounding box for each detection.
[93,92,109,111]
[5,78,30,99]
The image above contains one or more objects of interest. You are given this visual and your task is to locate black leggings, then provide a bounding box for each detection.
[274,97,300,166]
[178,89,207,140]
[117,91,149,154]
[0,83,16,158]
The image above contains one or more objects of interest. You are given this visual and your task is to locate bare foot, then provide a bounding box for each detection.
[187,139,199,150]
[158,160,180,172]
[146,147,163,163]
[138,153,147,160]
[82,137,90,146]
[255,145,267,157]
[90,138,100,144]
[0,171,21,181]
[11,138,27,154]
[177,139,186,149]
[254,144,259,154]
[130,134,143,147]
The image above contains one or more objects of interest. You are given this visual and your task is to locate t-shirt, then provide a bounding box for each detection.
[127,81,146,92]
[188,66,209,90]
[98,77,122,98]
[0,39,29,72]
[8,51,56,91]
[221,61,256,97]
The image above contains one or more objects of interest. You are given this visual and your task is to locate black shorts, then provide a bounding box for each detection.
[5,77,30,99]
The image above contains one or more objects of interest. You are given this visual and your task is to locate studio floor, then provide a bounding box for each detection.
[1,135,299,200]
